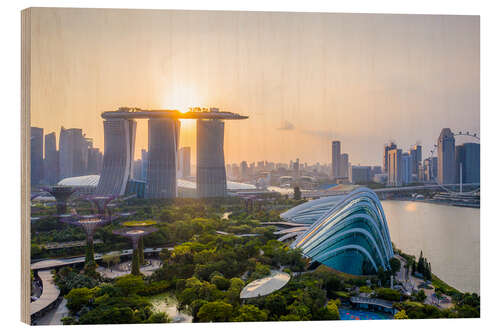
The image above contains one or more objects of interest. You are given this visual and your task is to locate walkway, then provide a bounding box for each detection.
[31,247,171,270]
[30,270,60,320]
[240,270,290,299]
[35,299,69,325]
[350,296,394,310]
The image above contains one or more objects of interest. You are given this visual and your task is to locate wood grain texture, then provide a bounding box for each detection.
[21,7,31,325]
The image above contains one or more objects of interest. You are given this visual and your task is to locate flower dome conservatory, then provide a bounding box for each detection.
[281,187,394,275]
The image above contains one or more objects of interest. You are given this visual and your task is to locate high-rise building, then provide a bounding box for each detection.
[31,127,44,186]
[388,147,402,186]
[331,141,341,179]
[383,142,397,173]
[140,149,148,181]
[340,153,349,178]
[293,158,300,179]
[370,166,382,179]
[350,165,371,184]
[240,161,249,179]
[197,119,227,197]
[410,144,422,181]
[178,147,191,178]
[437,128,456,185]
[59,127,87,179]
[132,159,142,180]
[87,147,102,175]
[456,142,480,184]
[95,120,137,195]
[401,152,412,185]
[44,131,59,185]
[145,118,180,199]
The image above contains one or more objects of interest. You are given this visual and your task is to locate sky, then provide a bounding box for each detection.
[30,8,479,166]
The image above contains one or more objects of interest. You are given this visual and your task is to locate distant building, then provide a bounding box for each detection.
[455,142,480,184]
[387,147,402,186]
[132,159,142,180]
[87,147,102,175]
[350,166,371,184]
[401,153,412,185]
[31,127,44,185]
[370,166,382,179]
[383,142,397,173]
[293,158,300,179]
[240,161,249,179]
[140,149,148,181]
[332,141,341,179]
[178,147,191,178]
[410,144,422,181]
[44,131,59,185]
[340,153,349,178]
[59,127,87,179]
[197,119,227,197]
[437,128,456,185]
[146,118,179,199]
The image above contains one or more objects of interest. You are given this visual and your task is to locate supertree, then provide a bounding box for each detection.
[60,214,117,275]
[121,220,157,265]
[112,226,158,275]
[86,195,116,216]
[43,186,75,215]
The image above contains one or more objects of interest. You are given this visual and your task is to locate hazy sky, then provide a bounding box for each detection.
[30,8,479,166]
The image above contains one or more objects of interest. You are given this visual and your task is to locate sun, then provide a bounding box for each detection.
[164,84,202,113]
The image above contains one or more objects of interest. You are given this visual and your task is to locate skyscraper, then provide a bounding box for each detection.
[456,142,480,184]
[86,146,102,175]
[95,119,137,195]
[401,152,412,185]
[197,119,227,197]
[340,153,349,178]
[437,128,456,185]
[59,127,87,179]
[331,141,341,179]
[383,142,397,173]
[388,147,402,186]
[140,149,148,181]
[240,161,249,179]
[44,131,59,185]
[145,118,180,199]
[178,147,191,178]
[31,127,44,186]
[410,144,422,181]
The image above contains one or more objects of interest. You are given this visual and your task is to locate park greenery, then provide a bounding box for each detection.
[32,197,480,323]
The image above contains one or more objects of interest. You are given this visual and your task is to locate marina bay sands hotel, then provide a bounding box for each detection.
[94,107,248,198]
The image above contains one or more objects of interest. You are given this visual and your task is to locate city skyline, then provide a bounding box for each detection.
[30,9,479,165]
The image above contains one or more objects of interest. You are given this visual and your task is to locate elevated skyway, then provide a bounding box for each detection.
[101,107,248,120]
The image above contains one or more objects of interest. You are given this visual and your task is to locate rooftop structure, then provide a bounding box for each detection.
[101,107,248,120]
[240,271,291,299]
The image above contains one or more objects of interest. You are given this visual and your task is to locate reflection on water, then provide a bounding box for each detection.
[382,201,480,294]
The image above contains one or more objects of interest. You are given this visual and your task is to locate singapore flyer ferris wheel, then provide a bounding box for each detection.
[428,130,480,195]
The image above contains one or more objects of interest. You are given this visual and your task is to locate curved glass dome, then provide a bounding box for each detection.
[286,187,394,275]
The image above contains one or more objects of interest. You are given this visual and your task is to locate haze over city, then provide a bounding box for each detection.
[30,8,479,165]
